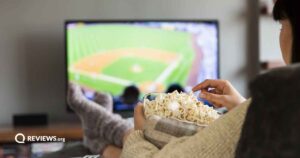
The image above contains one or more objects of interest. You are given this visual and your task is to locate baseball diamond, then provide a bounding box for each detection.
[67,24,200,95]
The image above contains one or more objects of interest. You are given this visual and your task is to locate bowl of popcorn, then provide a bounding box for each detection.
[143,91,220,126]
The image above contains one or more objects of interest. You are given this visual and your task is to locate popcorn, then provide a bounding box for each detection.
[143,91,220,126]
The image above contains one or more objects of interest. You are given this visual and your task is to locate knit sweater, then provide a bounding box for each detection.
[120,99,251,158]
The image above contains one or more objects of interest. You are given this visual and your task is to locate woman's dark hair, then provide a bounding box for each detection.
[273,0,300,63]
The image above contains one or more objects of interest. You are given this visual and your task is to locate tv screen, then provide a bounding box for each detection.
[65,20,219,112]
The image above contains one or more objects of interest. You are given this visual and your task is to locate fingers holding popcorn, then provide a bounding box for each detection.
[193,79,246,110]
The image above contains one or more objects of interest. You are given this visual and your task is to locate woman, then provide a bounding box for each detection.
[67,0,299,157]
[235,0,300,157]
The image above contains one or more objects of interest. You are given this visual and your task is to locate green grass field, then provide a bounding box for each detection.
[67,23,196,95]
[102,56,168,82]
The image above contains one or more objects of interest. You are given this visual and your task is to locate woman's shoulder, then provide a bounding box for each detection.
[249,64,300,107]
[250,64,300,90]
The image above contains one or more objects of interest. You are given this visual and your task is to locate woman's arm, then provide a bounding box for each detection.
[121,100,251,158]
[120,130,161,158]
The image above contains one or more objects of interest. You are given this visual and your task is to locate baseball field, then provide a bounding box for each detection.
[67,23,196,95]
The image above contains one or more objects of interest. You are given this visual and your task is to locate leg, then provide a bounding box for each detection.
[68,83,133,154]
[93,91,113,112]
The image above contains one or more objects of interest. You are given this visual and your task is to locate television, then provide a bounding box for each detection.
[65,20,219,112]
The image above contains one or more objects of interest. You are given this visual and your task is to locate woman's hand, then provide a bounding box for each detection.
[134,103,146,130]
[192,79,246,110]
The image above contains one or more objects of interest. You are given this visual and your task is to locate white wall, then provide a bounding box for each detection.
[259,16,283,61]
[0,0,259,125]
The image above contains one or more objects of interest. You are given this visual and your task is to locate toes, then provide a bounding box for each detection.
[67,83,86,111]
[93,92,113,112]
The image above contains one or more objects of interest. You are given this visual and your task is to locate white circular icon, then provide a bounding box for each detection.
[15,133,25,144]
